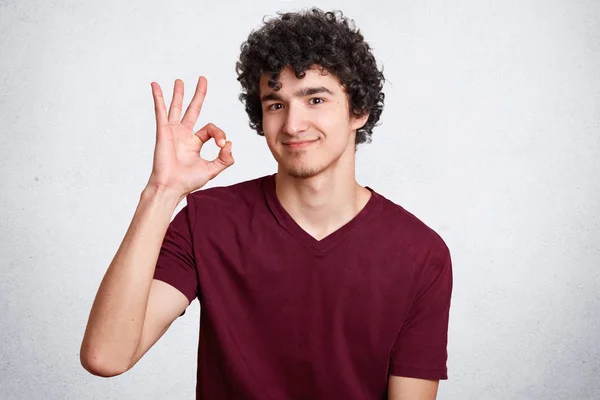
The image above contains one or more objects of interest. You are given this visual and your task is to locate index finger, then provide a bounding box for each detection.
[194,123,227,147]
[181,76,207,130]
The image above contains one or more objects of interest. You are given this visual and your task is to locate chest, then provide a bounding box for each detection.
[195,227,416,347]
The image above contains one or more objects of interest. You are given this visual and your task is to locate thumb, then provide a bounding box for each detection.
[208,141,235,175]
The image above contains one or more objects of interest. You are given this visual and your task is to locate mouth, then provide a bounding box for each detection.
[283,139,319,149]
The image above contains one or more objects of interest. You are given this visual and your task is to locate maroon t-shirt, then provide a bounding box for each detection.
[154,173,452,399]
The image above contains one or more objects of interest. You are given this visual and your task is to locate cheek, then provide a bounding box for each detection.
[321,103,350,130]
[262,115,280,135]
[262,118,285,147]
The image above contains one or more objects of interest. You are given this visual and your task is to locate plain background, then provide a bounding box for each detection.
[1,0,599,399]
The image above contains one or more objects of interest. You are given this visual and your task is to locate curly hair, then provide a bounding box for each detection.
[235,8,385,149]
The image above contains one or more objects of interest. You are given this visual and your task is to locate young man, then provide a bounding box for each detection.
[80,8,452,400]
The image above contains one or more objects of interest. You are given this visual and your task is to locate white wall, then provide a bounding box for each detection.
[1,0,598,399]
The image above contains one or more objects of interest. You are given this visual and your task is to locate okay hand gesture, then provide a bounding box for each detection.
[146,77,234,198]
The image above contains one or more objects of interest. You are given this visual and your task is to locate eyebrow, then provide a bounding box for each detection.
[260,86,335,102]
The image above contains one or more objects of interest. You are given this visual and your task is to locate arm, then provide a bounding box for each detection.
[388,376,439,400]
[80,187,187,377]
[388,250,453,398]
[80,76,234,377]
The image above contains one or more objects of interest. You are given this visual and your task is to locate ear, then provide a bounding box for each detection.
[350,112,370,131]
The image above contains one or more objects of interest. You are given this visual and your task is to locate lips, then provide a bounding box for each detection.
[283,139,318,145]
[283,139,318,150]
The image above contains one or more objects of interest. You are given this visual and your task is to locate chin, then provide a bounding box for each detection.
[282,163,325,179]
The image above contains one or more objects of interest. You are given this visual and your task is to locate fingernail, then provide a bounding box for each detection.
[219,139,226,147]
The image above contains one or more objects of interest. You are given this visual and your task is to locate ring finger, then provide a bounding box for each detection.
[168,79,184,124]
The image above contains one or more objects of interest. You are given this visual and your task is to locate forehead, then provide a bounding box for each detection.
[258,65,343,95]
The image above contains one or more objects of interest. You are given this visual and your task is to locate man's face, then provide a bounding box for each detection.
[259,65,368,179]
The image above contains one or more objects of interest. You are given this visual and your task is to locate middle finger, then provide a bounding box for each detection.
[181,76,207,130]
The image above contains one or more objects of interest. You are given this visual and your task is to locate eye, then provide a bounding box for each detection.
[267,103,283,111]
[309,98,325,105]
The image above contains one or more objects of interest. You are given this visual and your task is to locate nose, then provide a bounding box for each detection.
[282,103,309,136]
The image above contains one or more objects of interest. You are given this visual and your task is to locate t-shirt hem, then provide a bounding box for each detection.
[153,273,196,304]
[389,363,448,380]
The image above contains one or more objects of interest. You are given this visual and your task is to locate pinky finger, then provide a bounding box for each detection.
[151,82,168,127]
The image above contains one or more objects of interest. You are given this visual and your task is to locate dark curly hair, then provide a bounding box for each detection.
[235,8,385,150]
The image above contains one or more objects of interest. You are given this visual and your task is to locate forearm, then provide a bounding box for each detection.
[80,185,182,376]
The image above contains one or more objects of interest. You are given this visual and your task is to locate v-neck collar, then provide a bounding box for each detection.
[262,173,382,254]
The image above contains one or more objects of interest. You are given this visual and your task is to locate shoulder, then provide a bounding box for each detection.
[181,175,268,229]
[371,190,450,264]
[186,174,266,207]
[371,191,452,298]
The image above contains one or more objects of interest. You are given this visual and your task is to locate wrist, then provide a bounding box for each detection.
[141,183,184,208]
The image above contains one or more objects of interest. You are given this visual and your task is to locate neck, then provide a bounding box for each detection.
[274,150,371,241]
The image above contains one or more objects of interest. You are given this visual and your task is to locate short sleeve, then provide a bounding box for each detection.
[153,194,199,309]
[389,250,453,380]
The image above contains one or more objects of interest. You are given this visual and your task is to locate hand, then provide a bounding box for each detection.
[146,77,234,199]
